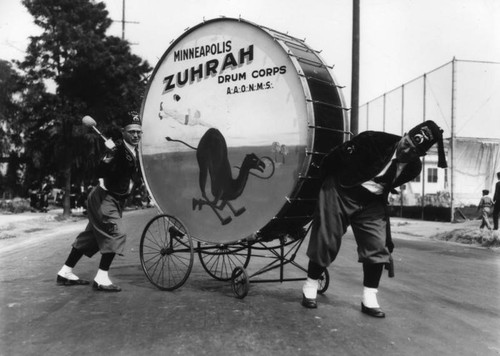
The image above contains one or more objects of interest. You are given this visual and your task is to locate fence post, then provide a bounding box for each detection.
[421,74,427,220]
[383,93,386,132]
[366,101,369,131]
[400,84,405,217]
[450,58,456,222]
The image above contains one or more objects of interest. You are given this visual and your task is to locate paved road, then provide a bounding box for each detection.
[1,208,499,355]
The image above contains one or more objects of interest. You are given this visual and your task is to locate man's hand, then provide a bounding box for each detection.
[385,256,395,278]
[104,139,116,150]
[102,140,117,164]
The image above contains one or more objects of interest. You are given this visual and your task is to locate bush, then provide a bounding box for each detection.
[434,228,500,248]
[0,198,31,214]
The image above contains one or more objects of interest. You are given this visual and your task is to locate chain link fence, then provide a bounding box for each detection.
[358,59,500,221]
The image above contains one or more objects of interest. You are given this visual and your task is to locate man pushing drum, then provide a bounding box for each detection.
[56,112,143,292]
[301,120,447,317]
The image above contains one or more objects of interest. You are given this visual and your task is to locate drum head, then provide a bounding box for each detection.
[140,18,346,243]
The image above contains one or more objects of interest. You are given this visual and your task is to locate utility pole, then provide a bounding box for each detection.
[122,0,126,40]
[351,0,360,135]
[113,0,139,41]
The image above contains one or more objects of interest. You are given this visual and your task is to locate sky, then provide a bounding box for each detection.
[1,0,499,106]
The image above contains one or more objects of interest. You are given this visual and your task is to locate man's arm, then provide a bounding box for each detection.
[478,197,485,211]
[96,142,120,177]
[319,132,370,178]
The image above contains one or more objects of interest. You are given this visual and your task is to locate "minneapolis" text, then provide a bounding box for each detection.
[173,41,232,62]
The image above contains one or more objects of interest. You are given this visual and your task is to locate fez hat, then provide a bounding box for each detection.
[123,111,142,128]
[407,120,447,168]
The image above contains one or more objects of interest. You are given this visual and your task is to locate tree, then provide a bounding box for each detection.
[0,60,26,197]
[0,60,25,157]
[18,0,152,217]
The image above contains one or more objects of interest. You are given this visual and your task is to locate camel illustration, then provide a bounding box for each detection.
[166,128,266,225]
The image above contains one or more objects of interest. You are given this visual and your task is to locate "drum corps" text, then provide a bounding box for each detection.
[217,65,287,83]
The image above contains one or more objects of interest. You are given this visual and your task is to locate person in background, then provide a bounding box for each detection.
[301,120,447,318]
[493,172,500,230]
[76,183,87,212]
[477,189,493,230]
[56,112,142,292]
[39,176,55,212]
[81,182,96,215]
[69,184,77,210]
[28,179,40,212]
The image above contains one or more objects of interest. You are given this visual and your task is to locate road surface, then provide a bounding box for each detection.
[1,208,499,355]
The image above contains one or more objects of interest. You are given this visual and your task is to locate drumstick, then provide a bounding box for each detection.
[82,115,107,142]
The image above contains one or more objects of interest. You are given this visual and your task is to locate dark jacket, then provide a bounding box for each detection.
[494,181,500,207]
[320,131,422,190]
[97,140,140,199]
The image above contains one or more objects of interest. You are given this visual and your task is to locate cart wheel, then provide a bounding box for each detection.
[140,214,193,291]
[231,266,249,299]
[198,242,251,281]
[317,268,330,294]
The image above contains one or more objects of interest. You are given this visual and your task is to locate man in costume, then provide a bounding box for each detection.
[301,120,447,317]
[56,112,143,292]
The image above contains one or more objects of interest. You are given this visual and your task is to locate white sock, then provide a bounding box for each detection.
[58,265,79,280]
[302,277,319,299]
[362,287,380,308]
[94,269,112,286]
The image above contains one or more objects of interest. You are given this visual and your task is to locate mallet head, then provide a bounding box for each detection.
[82,115,97,127]
[82,115,106,142]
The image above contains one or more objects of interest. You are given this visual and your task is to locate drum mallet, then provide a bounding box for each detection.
[82,115,115,149]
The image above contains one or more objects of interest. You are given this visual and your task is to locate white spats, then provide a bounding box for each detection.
[58,265,79,281]
[302,277,319,299]
[94,269,112,286]
[362,287,380,308]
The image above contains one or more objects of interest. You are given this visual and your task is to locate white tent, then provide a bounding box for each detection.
[394,137,500,208]
[452,137,500,206]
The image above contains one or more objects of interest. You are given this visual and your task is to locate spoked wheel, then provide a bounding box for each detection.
[231,266,249,299]
[197,242,251,281]
[317,268,330,294]
[140,214,194,291]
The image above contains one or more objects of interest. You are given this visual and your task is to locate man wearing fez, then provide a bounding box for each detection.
[56,112,143,292]
[301,120,447,317]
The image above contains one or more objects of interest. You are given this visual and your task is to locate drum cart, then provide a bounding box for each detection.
[138,17,348,299]
[139,213,329,298]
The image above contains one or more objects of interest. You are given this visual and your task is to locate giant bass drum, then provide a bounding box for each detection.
[140,17,349,244]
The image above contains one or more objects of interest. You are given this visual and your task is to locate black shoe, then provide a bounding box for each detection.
[301,293,317,309]
[92,281,121,292]
[361,302,385,318]
[56,275,90,286]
